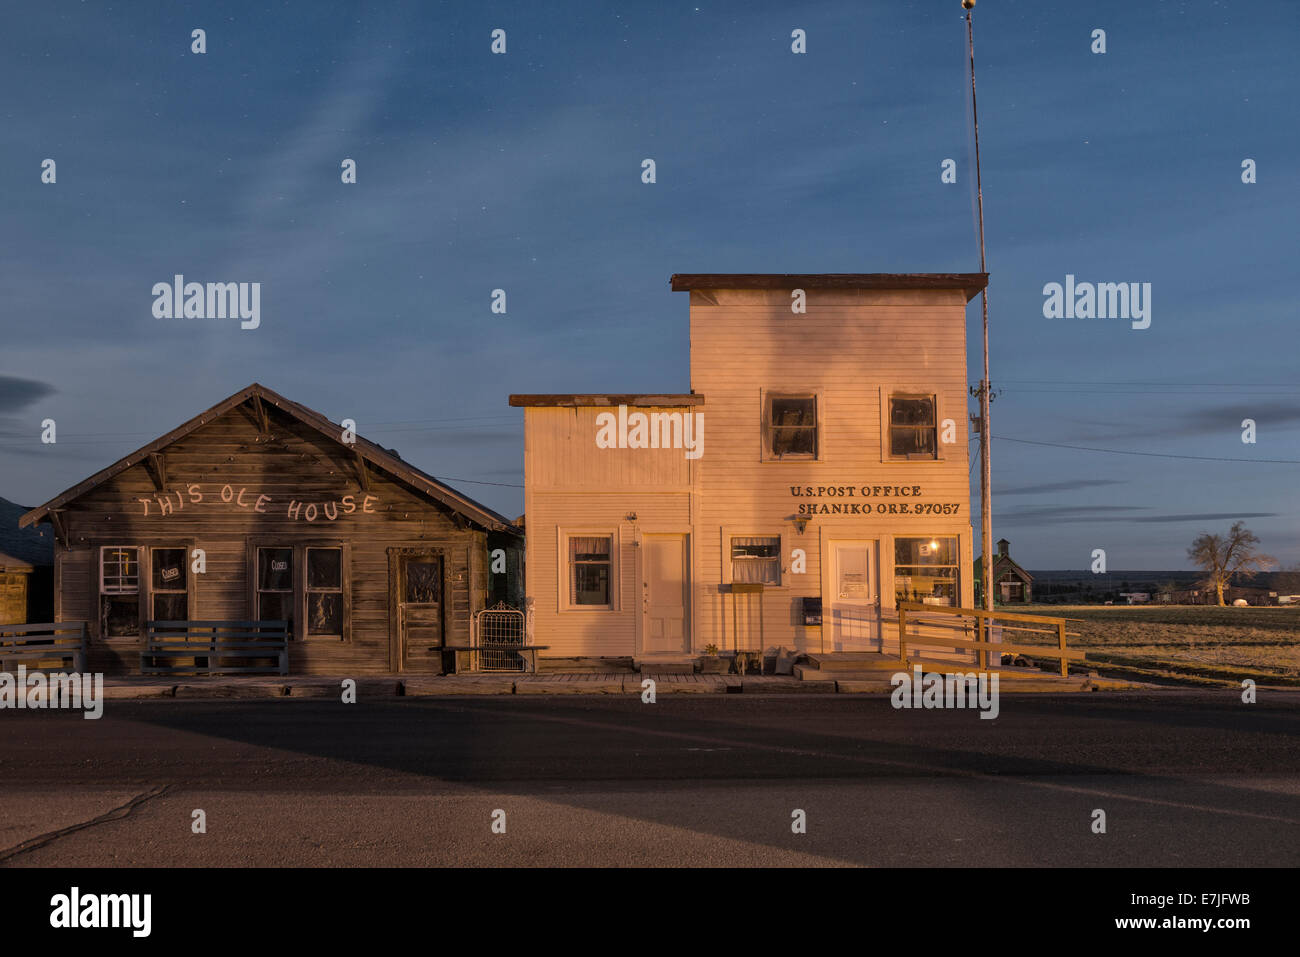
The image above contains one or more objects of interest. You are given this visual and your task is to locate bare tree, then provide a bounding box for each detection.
[1187,522,1277,606]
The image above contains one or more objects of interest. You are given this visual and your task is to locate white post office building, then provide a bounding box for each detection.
[510,273,987,665]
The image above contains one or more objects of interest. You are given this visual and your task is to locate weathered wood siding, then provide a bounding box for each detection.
[52,405,491,674]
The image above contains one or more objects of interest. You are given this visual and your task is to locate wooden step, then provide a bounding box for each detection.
[803,653,904,672]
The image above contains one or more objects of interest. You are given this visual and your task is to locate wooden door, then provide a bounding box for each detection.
[641,534,689,654]
[829,541,880,652]
[398,554,443,672]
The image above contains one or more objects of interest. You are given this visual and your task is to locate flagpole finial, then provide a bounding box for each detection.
[963,0,975,9]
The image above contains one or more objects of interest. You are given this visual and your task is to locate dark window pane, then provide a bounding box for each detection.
[890,426,936,457]
[769,397,817,456]
[890,397,935,426]
[308,593,343,636]
[258,548,293,591]
[153,592,188,622]
[152,548,187,591]
[307,548,342,589]
[405,561,440,603]
[101,595,139,637]
[572,564,610,605]
[732,537,779,559]
[258,591,294,631]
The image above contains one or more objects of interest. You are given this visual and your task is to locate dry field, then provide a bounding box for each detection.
[1020,605,1300,685]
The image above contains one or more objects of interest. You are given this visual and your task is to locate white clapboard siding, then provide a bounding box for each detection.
[521,285,976,657]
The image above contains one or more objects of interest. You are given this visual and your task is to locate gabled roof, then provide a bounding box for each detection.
[0,549,34,573]
[20,383,518,534]
[670,273,989,301]
[0,497,54,566]
[974,553,1034,583]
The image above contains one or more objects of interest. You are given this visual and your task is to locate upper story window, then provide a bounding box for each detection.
[888,395,938,460]
[764,394,818,460]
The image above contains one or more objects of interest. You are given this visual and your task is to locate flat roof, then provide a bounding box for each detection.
[670,272,988,300]
[509,394,703,408]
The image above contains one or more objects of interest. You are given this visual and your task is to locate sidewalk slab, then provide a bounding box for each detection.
[403,677,516,696]
[101,681,177,699]
[514,678,626,694]
[743,677,836,694]
[173,681,288,699]
[835,680,896,694]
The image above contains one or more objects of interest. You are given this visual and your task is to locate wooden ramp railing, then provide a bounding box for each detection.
[897,602,1086,677]
[142,620,288,676]
[0,622,87,672]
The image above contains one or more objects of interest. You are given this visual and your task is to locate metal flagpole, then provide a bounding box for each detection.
[964,0,995,662]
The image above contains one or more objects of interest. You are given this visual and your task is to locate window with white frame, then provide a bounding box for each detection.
[894,537,959,606]
[568,535,613,607]
[731,536,780,584]
[99,545,140,637]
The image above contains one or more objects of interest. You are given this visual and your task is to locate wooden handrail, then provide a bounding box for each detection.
[896,602,1076,677]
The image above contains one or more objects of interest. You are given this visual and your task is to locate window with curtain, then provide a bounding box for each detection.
[889,395,938,459]
[894,537,958,606]
[731,536,780,584]
[569,535,612,607]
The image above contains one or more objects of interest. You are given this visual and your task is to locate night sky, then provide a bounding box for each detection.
[1,0,1295,569]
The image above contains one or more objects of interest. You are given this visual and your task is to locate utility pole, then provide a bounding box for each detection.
[964,0,995,637]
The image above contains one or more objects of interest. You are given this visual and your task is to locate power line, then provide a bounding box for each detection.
[992,434,1300,464]
[433,475,522,488]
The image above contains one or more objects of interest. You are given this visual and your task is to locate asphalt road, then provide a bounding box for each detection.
[1,691,1297,866]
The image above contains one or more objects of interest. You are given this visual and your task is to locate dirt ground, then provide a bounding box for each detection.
[1019,605,1300,684]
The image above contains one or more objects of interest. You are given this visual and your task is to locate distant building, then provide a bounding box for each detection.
[974,538,1033,605]
[1119,592,1151,604]
[0,496,55,623]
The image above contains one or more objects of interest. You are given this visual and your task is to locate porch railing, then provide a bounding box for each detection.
[896,602,1086,677]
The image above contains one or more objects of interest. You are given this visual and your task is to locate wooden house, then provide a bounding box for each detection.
[974,538,1034,604]
[511,273,986,664]
[19,384,520,675]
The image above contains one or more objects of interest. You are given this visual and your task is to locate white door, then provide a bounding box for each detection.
[829,540,879,652]
[641,534,689,654]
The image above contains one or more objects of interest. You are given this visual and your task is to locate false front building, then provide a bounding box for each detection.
[511,273,986,664]
[20,384,520,675]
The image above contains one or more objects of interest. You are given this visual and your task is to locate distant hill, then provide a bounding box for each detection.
[0,497,54,567]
